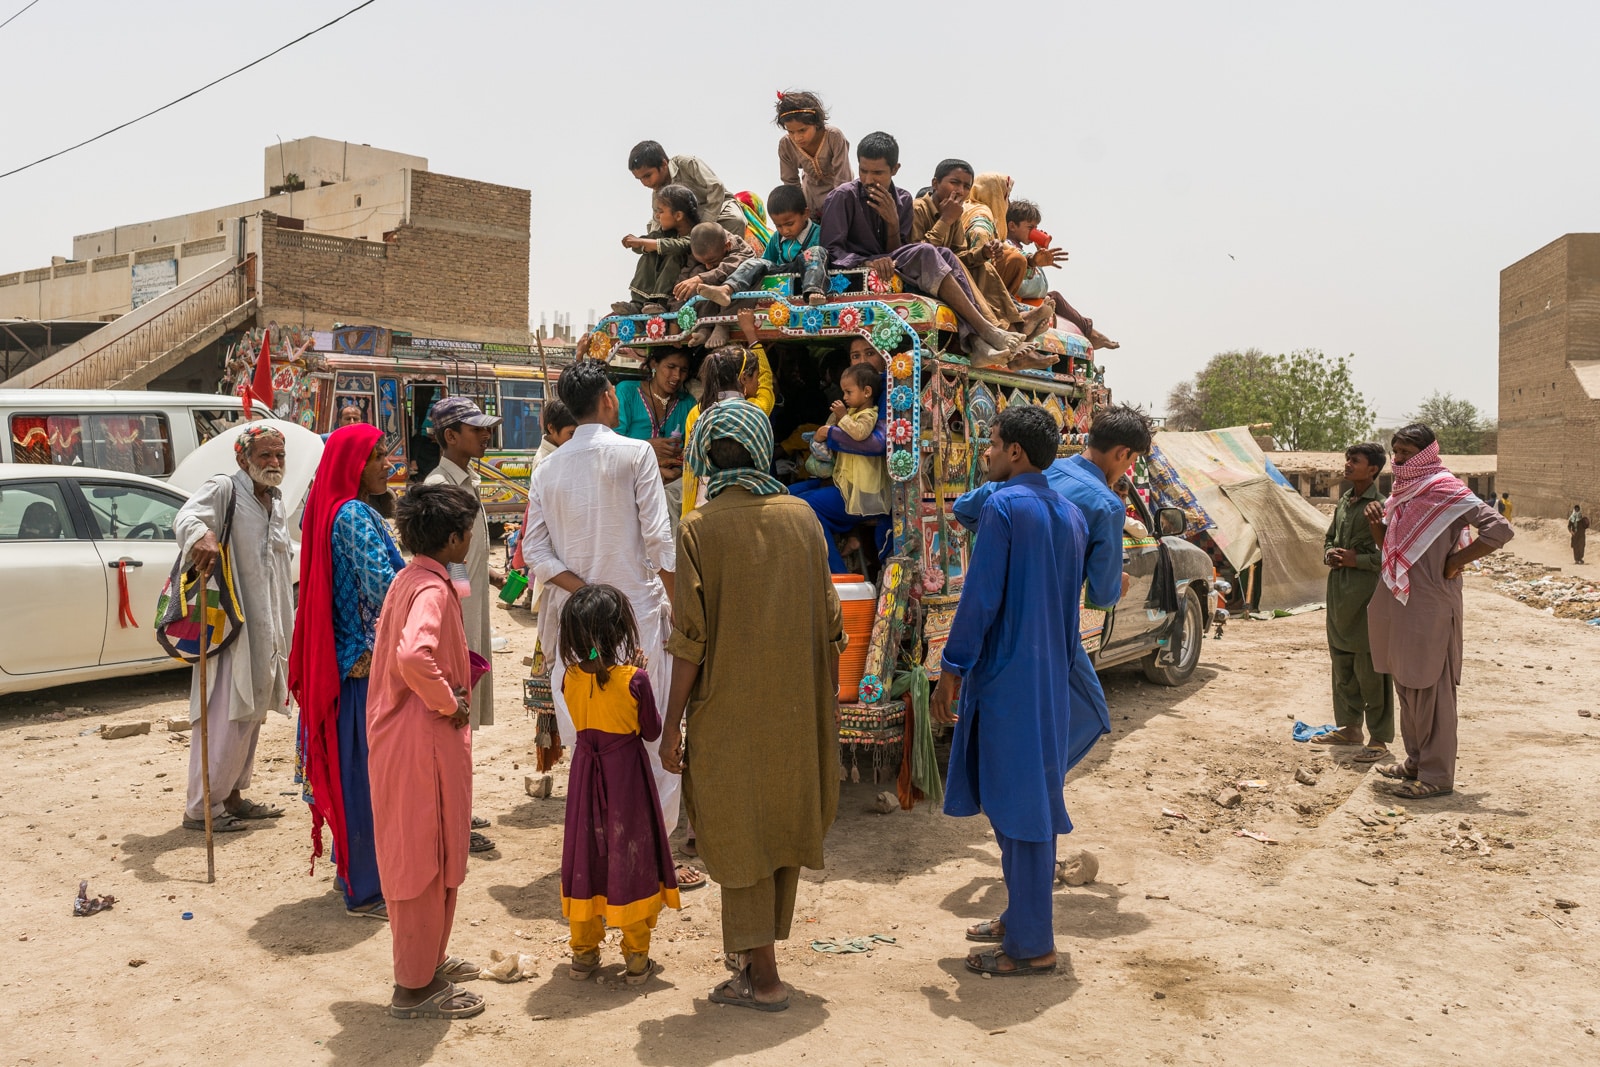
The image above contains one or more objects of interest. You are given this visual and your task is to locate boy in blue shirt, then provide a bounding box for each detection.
[696,184,829,308]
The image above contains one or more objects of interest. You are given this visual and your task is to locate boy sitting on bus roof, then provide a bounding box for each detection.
[671,223,755,346]
[696,184,829,311]
[818,132,1029,367]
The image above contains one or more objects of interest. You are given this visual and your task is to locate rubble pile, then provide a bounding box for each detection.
[1469,557,1600,621]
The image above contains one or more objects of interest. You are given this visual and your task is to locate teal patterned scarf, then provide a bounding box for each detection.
[685,399,786,500]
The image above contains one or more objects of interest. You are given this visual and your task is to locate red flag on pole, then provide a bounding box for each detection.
[244,329,273,417]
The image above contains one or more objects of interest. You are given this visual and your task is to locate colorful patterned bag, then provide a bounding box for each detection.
[153,478,243,664]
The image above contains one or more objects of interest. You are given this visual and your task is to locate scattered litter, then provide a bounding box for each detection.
[490,636,512,653]
[810,934,896,954]
[1294,767,1318,786]
[73,880,115,916]
[1234,830,1278,845]
[1292,721,1337,743]
[1161,808,1189,821]
[100,722,151,740]
[480,949,538,981]
[182,912,194,920]
[1214,787,1243,809]
[1474,558,1600,620]
[1056,850,1098,887]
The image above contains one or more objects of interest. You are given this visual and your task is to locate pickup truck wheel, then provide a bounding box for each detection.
[1142,585,1204,686]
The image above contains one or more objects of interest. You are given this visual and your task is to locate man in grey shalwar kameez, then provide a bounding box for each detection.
[175,424,296,831]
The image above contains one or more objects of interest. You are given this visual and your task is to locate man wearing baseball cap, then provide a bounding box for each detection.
[424,397,502,853]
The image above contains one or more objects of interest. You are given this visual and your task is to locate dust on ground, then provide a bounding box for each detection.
[2,574,1596,1066]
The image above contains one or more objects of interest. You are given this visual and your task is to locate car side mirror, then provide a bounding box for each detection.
[1156,507,1186,538]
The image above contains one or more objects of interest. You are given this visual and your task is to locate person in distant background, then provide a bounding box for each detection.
[340,404,366,427]
[1495,492,1513,519]
[1570,504,1589,564]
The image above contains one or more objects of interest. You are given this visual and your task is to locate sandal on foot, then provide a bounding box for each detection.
[346,901,389,921]
[965,948,1057,977]
[1384,779,1453,800]
[226,799,284,820]
[624,954,660,986]
[680,836,698,858]
[1375,763,1416,781]
[568,951,600,981]
[435,956,480,981]
[1321,727,1363,747]
[966,918,1005,944]
[470,831,496,853]
[183,813,248,832]
[470,815,491,830]
[389,982,484,1020]
[709,967,789,1012]
[675,863,708,890]
[1352,745,1390,764]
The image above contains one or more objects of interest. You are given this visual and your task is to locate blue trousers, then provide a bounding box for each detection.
[994,828,1056,960]
[338,677,383,910]
[790,480,889,574]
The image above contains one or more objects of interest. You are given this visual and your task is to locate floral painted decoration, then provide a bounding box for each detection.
[888,449,917,479]
[888,418,914,445]
[615,318,636,342]
[889,385,915,411]
[858,674,885,704]
[874,317,904,348]
[866,269,891,294]
[767,301,792,328]
[645,317,667,340]
[587,331,613,360]
[836,306,862,333]
[829,272,850,294]
[801,307,825,334]
[676,305,698,333]
[890,353,914,380]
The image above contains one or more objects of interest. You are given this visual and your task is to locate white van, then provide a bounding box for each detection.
[0,390,260,480]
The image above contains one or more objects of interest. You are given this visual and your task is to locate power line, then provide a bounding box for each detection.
[0,0,380,182]
[0,0,43,33]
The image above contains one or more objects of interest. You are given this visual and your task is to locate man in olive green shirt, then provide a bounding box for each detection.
[1323,443,1394,760]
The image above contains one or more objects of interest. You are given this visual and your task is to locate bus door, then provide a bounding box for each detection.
[406,379,445,481]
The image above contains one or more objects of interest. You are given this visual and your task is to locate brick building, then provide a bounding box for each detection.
[2,139,531,391]
[1499,234,1600,518]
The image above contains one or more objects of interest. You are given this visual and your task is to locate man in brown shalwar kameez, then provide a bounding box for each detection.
[662,400,843,1012]
[1365,424,1513,800]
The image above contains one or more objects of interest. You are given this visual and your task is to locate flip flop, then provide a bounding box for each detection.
[435,956,480,981]
[1383,780,1453,800]
[470,832,496,853]
[346,901,389,921]
[709,967,789,1012]
[388,982,484,1020]
[675,863,708,890]
[226,799,284,820]
[183,813,248,832]
[1320,728,1363,747]
[470,815,491,830]
[966,918,1005,944]
[1352,745,1390,764]
[965,948,1057,978]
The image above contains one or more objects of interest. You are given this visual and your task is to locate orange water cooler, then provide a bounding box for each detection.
[833,575,877,702]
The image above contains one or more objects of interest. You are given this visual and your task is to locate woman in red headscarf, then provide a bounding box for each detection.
[290,423,405,917]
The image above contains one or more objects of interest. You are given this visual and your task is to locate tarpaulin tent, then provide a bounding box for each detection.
[1144,427,1330,612]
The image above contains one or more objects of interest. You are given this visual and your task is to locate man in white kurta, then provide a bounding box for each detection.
[524,364,680,834]
[174,426,296,831]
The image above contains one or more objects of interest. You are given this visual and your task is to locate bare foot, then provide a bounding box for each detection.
[1019,302,1055,340]
[807,291,827,306]
[698,283,733,308]
[1088,327,1120,350]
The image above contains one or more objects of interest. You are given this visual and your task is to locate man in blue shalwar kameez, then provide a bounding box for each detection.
[932,405,1092,977]
[951,404,1154,776]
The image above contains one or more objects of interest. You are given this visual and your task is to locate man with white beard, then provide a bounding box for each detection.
[174,424,297,832]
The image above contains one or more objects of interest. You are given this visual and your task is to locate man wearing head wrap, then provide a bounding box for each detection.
[660,399,846,1012]
[1364,424,1513,800]
[174,423,297,832]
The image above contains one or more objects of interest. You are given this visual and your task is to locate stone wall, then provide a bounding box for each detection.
[1499,234,1600,518]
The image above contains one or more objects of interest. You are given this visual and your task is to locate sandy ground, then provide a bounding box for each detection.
[2,572,1597,1066]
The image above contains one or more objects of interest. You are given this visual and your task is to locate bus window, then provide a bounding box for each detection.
[498,379,545,451]
[193,407,253,444]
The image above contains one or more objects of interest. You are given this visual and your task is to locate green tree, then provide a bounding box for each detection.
[1164,348,1374,449]
[1409,391,1491,453]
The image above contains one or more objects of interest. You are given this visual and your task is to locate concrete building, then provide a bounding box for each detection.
[1499,234,1600,518]
[1,138,531,391]
[1271,451,1497,506]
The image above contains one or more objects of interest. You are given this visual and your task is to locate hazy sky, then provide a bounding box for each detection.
[3,0,1596,423]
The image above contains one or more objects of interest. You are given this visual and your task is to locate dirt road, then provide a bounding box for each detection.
[2,576,1595,1066]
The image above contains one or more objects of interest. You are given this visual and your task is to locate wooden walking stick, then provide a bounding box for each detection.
[196,575,215,884]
